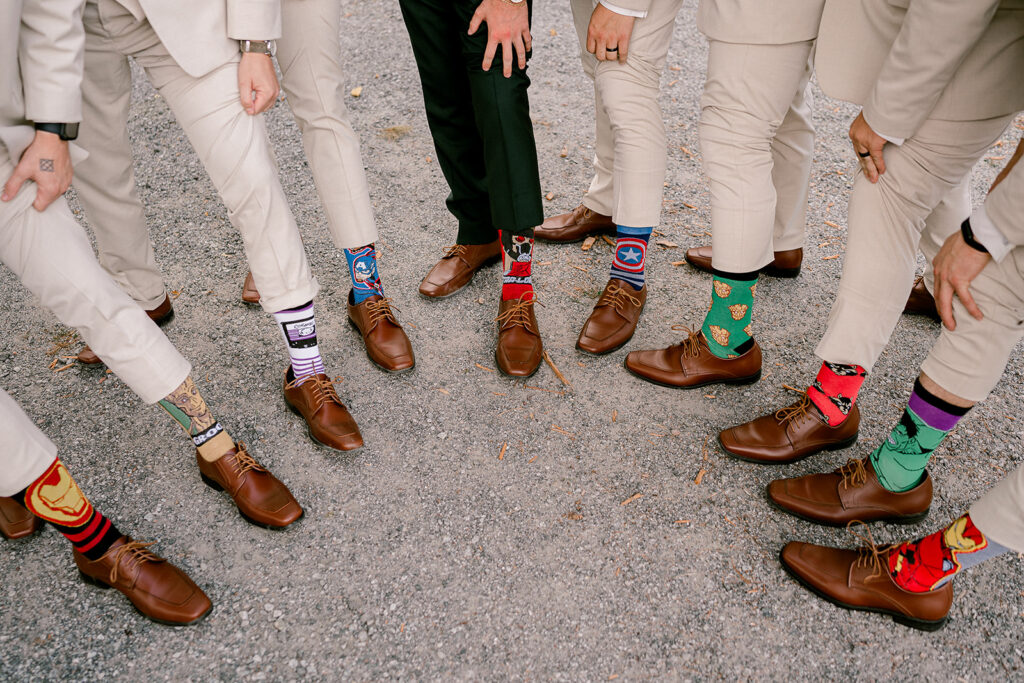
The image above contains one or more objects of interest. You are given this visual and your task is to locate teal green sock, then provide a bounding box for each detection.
[701,270,756,359]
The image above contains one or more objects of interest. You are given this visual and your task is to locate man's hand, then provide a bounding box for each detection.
[932,230,991,331]
[1,130,73,211]
[468,0,531,78]
[587,4,634,63]
[238,52,279,115]
[849,111,887,183]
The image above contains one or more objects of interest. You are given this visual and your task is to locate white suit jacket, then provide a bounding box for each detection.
[696,0,826,45]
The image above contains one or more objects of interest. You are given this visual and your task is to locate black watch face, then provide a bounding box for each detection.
[62,123,79,141]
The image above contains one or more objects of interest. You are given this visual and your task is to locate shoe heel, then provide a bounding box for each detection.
[200,472,224,492]
[826,433,859,452]
[726,369,762,386]
[79,570,111,589]
[893,613,947,632]
[890,508,930,525]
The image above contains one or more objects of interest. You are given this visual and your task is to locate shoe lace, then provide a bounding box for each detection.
[598,283,641,311]
[848,521,893,581]
[231,442,267,477]
[364,297,400,326]
[774,390,815,426]
[838,457,869,491]
[284,374,345,410]
[669,325,703,358]
[443,244,468,260]
[104,540,163,584]
[495,294,540,332]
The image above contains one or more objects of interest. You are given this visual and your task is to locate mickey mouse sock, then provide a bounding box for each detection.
[13,458,122,560]
[701,269,756,359]
[889,513,1008,592]
[345,244,383,304]
[499,230,534,301]
[870,379,970,492]
[806,361,867,426]
[609,225,651,290]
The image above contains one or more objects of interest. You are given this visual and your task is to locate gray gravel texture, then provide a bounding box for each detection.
[2,1,1023,680]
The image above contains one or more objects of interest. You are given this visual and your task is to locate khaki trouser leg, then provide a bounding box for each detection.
[277,0,378,250]
[973,456,1024,554]
[700,40,815,273]
[572,0,613,217]
[0,389,56,497]
[815,115,1011,369]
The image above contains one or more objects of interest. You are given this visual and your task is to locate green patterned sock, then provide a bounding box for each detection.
[701,270,757,359]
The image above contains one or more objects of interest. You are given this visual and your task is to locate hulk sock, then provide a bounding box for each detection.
[701,269,756,359]
[890,512,1008,592]
[345,244,383,304]
[807,361,867,426]
[158,376,235,462]
[14,458,122,560]
[499,230,534,301]
[273,300,326,385]
[609,225,652,290]
[870,379,971,492]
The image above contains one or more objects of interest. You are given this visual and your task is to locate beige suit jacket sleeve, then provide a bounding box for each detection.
[862,0,1000,141]
[18,0,86,123]
[227,0,282,40]
[983,159,1024,248]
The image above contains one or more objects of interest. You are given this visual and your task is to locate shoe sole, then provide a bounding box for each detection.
[685,258,801,280]
[199,473,305,530]
[283,397,364,453]
[240,298,261,308]
[418,254,502,300]
[345,317,415,374]
[764,485,930,527]
[719,432,858,465]
[778,548,947,632]
[78,570,213,626]
[622,358,761,390]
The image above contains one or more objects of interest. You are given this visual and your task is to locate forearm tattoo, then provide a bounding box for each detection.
[39,159,54,172]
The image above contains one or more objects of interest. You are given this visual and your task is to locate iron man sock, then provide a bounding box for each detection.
[889,513,1008,592]
[498,229,535,301]
[807,361,867,426]
[14,458,121,560]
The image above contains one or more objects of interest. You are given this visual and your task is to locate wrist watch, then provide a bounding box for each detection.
[34,122,78,141]
[239,39,276,56]
[960,219,989,254]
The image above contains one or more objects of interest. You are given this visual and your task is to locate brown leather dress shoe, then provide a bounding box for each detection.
[197,442,303,529]
[0,496,41,540]
[577,280,646,355]
[719,393,860,464]
[495,295,543,377]
[624,329,761,389]
[241,270,261,306]
[767,456,932,526]
[534,203,615,243]
[903,276,939,321]
[684,245,803,278]
[78,294,175,365]
[347,292,415,373]
[419,241,501,299]
[283,367,363,452]
[75,536,212,625]
[780,540,952,631]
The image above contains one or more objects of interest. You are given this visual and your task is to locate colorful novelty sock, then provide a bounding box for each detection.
[159,376,236,462]
[869,379,971,492]
[273,301,326,385]
[609,225,652,291]
[345,244,383,304]
[889,513,1009,592]
[499,230,534,301]
[15,458,122,560]
[807,361,867,426]
[701,270,756,359]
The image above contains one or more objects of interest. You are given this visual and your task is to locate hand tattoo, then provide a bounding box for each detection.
[39,159,54,172]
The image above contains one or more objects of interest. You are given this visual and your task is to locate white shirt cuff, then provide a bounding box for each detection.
[598,1,647,18]
[970,205,1013,263]
[877,131,905,146]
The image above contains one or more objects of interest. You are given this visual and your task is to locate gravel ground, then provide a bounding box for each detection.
[2,1,1023,680]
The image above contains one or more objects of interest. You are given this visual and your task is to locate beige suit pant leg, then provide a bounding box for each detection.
[972,455,1024,554]
[277,0,378,250]
[700,40,815,273]
[572,0,614,217]
[0,389,57,497]
[815,115,1011,369]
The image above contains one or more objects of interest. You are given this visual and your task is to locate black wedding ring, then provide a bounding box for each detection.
[857,151,871,158]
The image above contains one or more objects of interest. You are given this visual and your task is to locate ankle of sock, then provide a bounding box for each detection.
[499,229,534,301]
[158,376,237,462]
[806,361,867,426]
[15,458,122,560]
[345,244,383,304]
[871,379,971,492]
[609,225,652,291]
[701,269,757,359]
[273,301,326,382]
[889,513,1009,592]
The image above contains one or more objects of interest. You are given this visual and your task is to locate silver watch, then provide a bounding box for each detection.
[239,39,276,56]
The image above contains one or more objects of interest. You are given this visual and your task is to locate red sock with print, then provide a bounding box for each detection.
[889,513,1009,593]
[498,229,535,301]
[806,361,867,426]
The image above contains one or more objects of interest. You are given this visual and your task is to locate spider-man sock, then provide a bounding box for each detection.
[806,361,867,426]
[12,458,122,560]
[701,270,756,359]
[499,230,534,301]
[869,380,970,492]
[889,513,1008,592]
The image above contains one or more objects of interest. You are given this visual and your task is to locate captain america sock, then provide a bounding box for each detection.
[14,458,122,560]
[609,225,652,290]
[889,513,1009,593]
[499,230,534,301]
[807,361,867,426]
[870,379,971,492]
[345,244,383,304]
[701,269,757,359]
[273,301,326,385]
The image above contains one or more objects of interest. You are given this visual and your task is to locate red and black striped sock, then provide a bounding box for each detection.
[13,458,122,560]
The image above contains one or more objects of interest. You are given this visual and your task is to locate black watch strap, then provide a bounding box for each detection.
[960,218,989,254]
[34,122,79,141]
